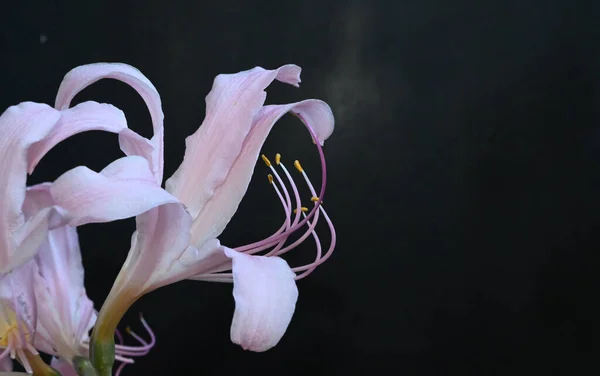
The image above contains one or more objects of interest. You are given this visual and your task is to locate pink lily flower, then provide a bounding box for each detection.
[0,65,176,373]
[23,185,154,375]
[49,63,337,361]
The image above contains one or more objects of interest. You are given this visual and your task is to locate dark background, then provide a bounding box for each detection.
[2,0,600,374]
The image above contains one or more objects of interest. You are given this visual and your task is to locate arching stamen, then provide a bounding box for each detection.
[113,315,155,355]
[236,156,305,255]
[260,161,305,256]
[115,361,127,376]
[267,160,321,257]
[115,328,124,346]
[234,121,327,250]
[235,156,295,254]
[294,211,322,279]
[290,165,337,276]
[293,206,336,278]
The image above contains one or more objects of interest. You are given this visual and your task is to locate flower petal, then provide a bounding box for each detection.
[165,65,301,218]
[0,102,61,273]
[50,156,178,226]
[55,63,165,183]
[152,238,230,289]
[190,99,334,247]
[225,248,298,352]
[119,202,193,293]
[26,101,128,173]
[32,187,96,360]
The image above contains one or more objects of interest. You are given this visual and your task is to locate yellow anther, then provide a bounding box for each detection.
[311,196,320,202]
[267,174,274,184]
[275,153,281,165]
[261,154,271,167]
[293,207,309,214]
[125,326,132,334]
[294,160,303,172]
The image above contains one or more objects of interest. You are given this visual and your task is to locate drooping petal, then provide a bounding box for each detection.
[31,183,96,360]
[165,65,302,218]
[0,102,61,273]
[224,248,298,352]
[55,63,165,183]
[189,100,334,248]
[50,156,179,226]
[26,101,129,173]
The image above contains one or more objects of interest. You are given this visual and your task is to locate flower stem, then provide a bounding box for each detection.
[72,356,98,376]
[23,350,61,376]
[89,336,115,376]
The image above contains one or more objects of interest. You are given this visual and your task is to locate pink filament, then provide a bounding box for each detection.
[199,117,336,281]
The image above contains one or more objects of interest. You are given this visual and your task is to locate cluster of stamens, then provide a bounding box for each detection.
[198,123,336,282]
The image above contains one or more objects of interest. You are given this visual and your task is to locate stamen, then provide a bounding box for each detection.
[261,154,271,167]
[235,120,327,251]
[198,117,333,280]
[113,315,157,376]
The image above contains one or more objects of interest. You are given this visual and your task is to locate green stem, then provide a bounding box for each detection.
[90,337,115,376]
[72,356,98,376]
[23,350,62,376]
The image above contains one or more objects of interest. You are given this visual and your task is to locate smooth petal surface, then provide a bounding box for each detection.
[50,156,178,226]
[32,191,96,361]
[157,239,230,288]
[166,65,301,218]
[0,103,61,273]
[225,248,298,352]
[105,201,193,302]
[190,100,334,247]
[26,101,128,173]
[55,63,165,183]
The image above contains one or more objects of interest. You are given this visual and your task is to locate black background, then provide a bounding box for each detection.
[2,1,600,375]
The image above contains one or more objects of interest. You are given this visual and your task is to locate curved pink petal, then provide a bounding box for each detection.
[149,239,230,290]
[119,202,193,293]
[26,101,128,173]
[50,156,178,226]
[165,64,301,218]
[0,102,61,273]
[55,63,165,183]
[32,184,96,360]
[225,248,298,352]
[189,99,334,248]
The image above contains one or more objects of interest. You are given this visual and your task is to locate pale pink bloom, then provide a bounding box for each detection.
[0,65,170,372]
[54,63,337,352]
[23,185,154,373]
